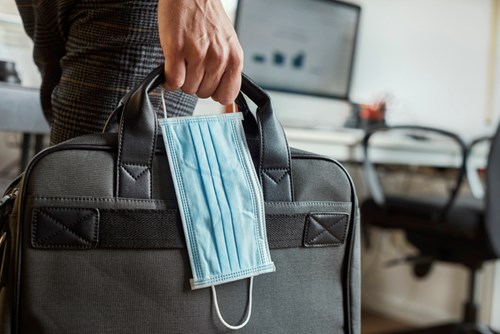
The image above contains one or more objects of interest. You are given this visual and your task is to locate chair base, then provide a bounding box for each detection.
[385,323,498,334]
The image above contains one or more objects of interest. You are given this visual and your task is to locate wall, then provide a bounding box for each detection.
[494,26,500,142]
[0,2,40,87]
[350,0,499,141]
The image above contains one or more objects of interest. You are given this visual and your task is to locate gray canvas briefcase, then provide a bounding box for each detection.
[0,66,360,333]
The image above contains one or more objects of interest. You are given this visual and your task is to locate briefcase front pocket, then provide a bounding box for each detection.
[21,197,352,333]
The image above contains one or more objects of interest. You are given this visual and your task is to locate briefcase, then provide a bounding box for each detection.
[0,66,360,333]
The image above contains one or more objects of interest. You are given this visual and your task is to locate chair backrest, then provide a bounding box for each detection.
[466,137,490,199]
[486,123,500,257]
[363,125,468,220]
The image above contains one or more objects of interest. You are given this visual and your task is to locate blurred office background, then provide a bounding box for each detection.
[1,0,499,332]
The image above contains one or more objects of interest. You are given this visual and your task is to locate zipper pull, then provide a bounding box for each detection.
[0,188,17,216]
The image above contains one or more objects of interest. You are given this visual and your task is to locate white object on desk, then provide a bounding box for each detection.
[285,127,363,162]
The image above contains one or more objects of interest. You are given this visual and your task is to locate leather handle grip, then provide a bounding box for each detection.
[116,65,293,202]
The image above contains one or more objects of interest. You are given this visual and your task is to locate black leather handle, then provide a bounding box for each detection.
[240,73,293,201]
[116,65,293,202]
[116,66,163,199]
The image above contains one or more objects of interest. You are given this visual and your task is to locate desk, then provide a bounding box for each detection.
[0,83,49,171]
[0,83,48,134]
[284,127,486,169]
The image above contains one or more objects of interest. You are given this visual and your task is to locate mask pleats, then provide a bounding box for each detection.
[159,113,274,291]
[185,122,229,276]
[195,121,240,275]
[207,121,260,271]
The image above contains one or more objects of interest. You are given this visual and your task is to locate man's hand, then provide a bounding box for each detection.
[158,0,243,105]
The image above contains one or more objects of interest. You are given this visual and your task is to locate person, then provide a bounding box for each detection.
[15,0,243,145]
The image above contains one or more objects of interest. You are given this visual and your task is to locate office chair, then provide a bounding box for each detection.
[466,136,491,200]
[361,125,500,334]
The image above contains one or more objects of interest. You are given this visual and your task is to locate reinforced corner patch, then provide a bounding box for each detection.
[304,213,349,247]
[32,207,99,249]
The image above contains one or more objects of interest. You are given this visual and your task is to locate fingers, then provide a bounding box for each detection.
[166,45,243,105]
[197,43,243,104]
[212,47,243,105]
[196,47,228,99]
[181,61,205,95]
[212,70,242,106]
[180,41,207,94]
[163,51,186,91]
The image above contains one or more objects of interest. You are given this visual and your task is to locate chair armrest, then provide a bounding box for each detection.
[466,136,491,199]
[362,125,468,220]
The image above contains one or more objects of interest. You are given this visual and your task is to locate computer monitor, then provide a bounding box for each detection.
[235,0,361,100]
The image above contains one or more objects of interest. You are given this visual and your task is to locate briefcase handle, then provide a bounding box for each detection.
[116,65,293,202]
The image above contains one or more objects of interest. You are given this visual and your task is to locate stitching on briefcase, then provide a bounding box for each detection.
[120,164,150,181]
[32,208,99,249]
[262,169,290,184]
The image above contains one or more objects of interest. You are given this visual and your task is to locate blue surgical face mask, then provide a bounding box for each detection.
[159,102,275,330]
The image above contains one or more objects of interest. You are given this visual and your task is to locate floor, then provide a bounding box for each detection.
[362,310,414,334]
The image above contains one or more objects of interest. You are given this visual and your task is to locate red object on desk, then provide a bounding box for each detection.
[360,101,385,121]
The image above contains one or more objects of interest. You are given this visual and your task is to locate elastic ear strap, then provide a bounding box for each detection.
[211,277,254,331]
[161,89,167,119]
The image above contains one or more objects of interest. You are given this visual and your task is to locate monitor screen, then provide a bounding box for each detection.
[235,0,361,100]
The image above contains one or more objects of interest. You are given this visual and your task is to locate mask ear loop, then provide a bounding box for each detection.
[160,88,168,119]
[211,276,254,330]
